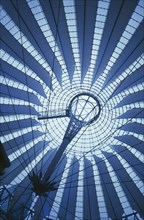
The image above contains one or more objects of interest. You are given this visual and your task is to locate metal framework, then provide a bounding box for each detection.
[0,0,144,219]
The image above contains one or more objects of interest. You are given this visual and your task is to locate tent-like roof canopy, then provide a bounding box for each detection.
[0,0,144,219]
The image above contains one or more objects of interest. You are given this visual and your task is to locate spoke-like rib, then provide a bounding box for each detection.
[92,0,144,92]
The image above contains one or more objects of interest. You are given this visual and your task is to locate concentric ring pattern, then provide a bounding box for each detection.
[0,0,144,219]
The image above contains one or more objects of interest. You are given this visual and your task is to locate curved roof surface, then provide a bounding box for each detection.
[0,0,144,219]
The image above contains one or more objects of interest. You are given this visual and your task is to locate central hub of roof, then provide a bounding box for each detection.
[69,93,101,124]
